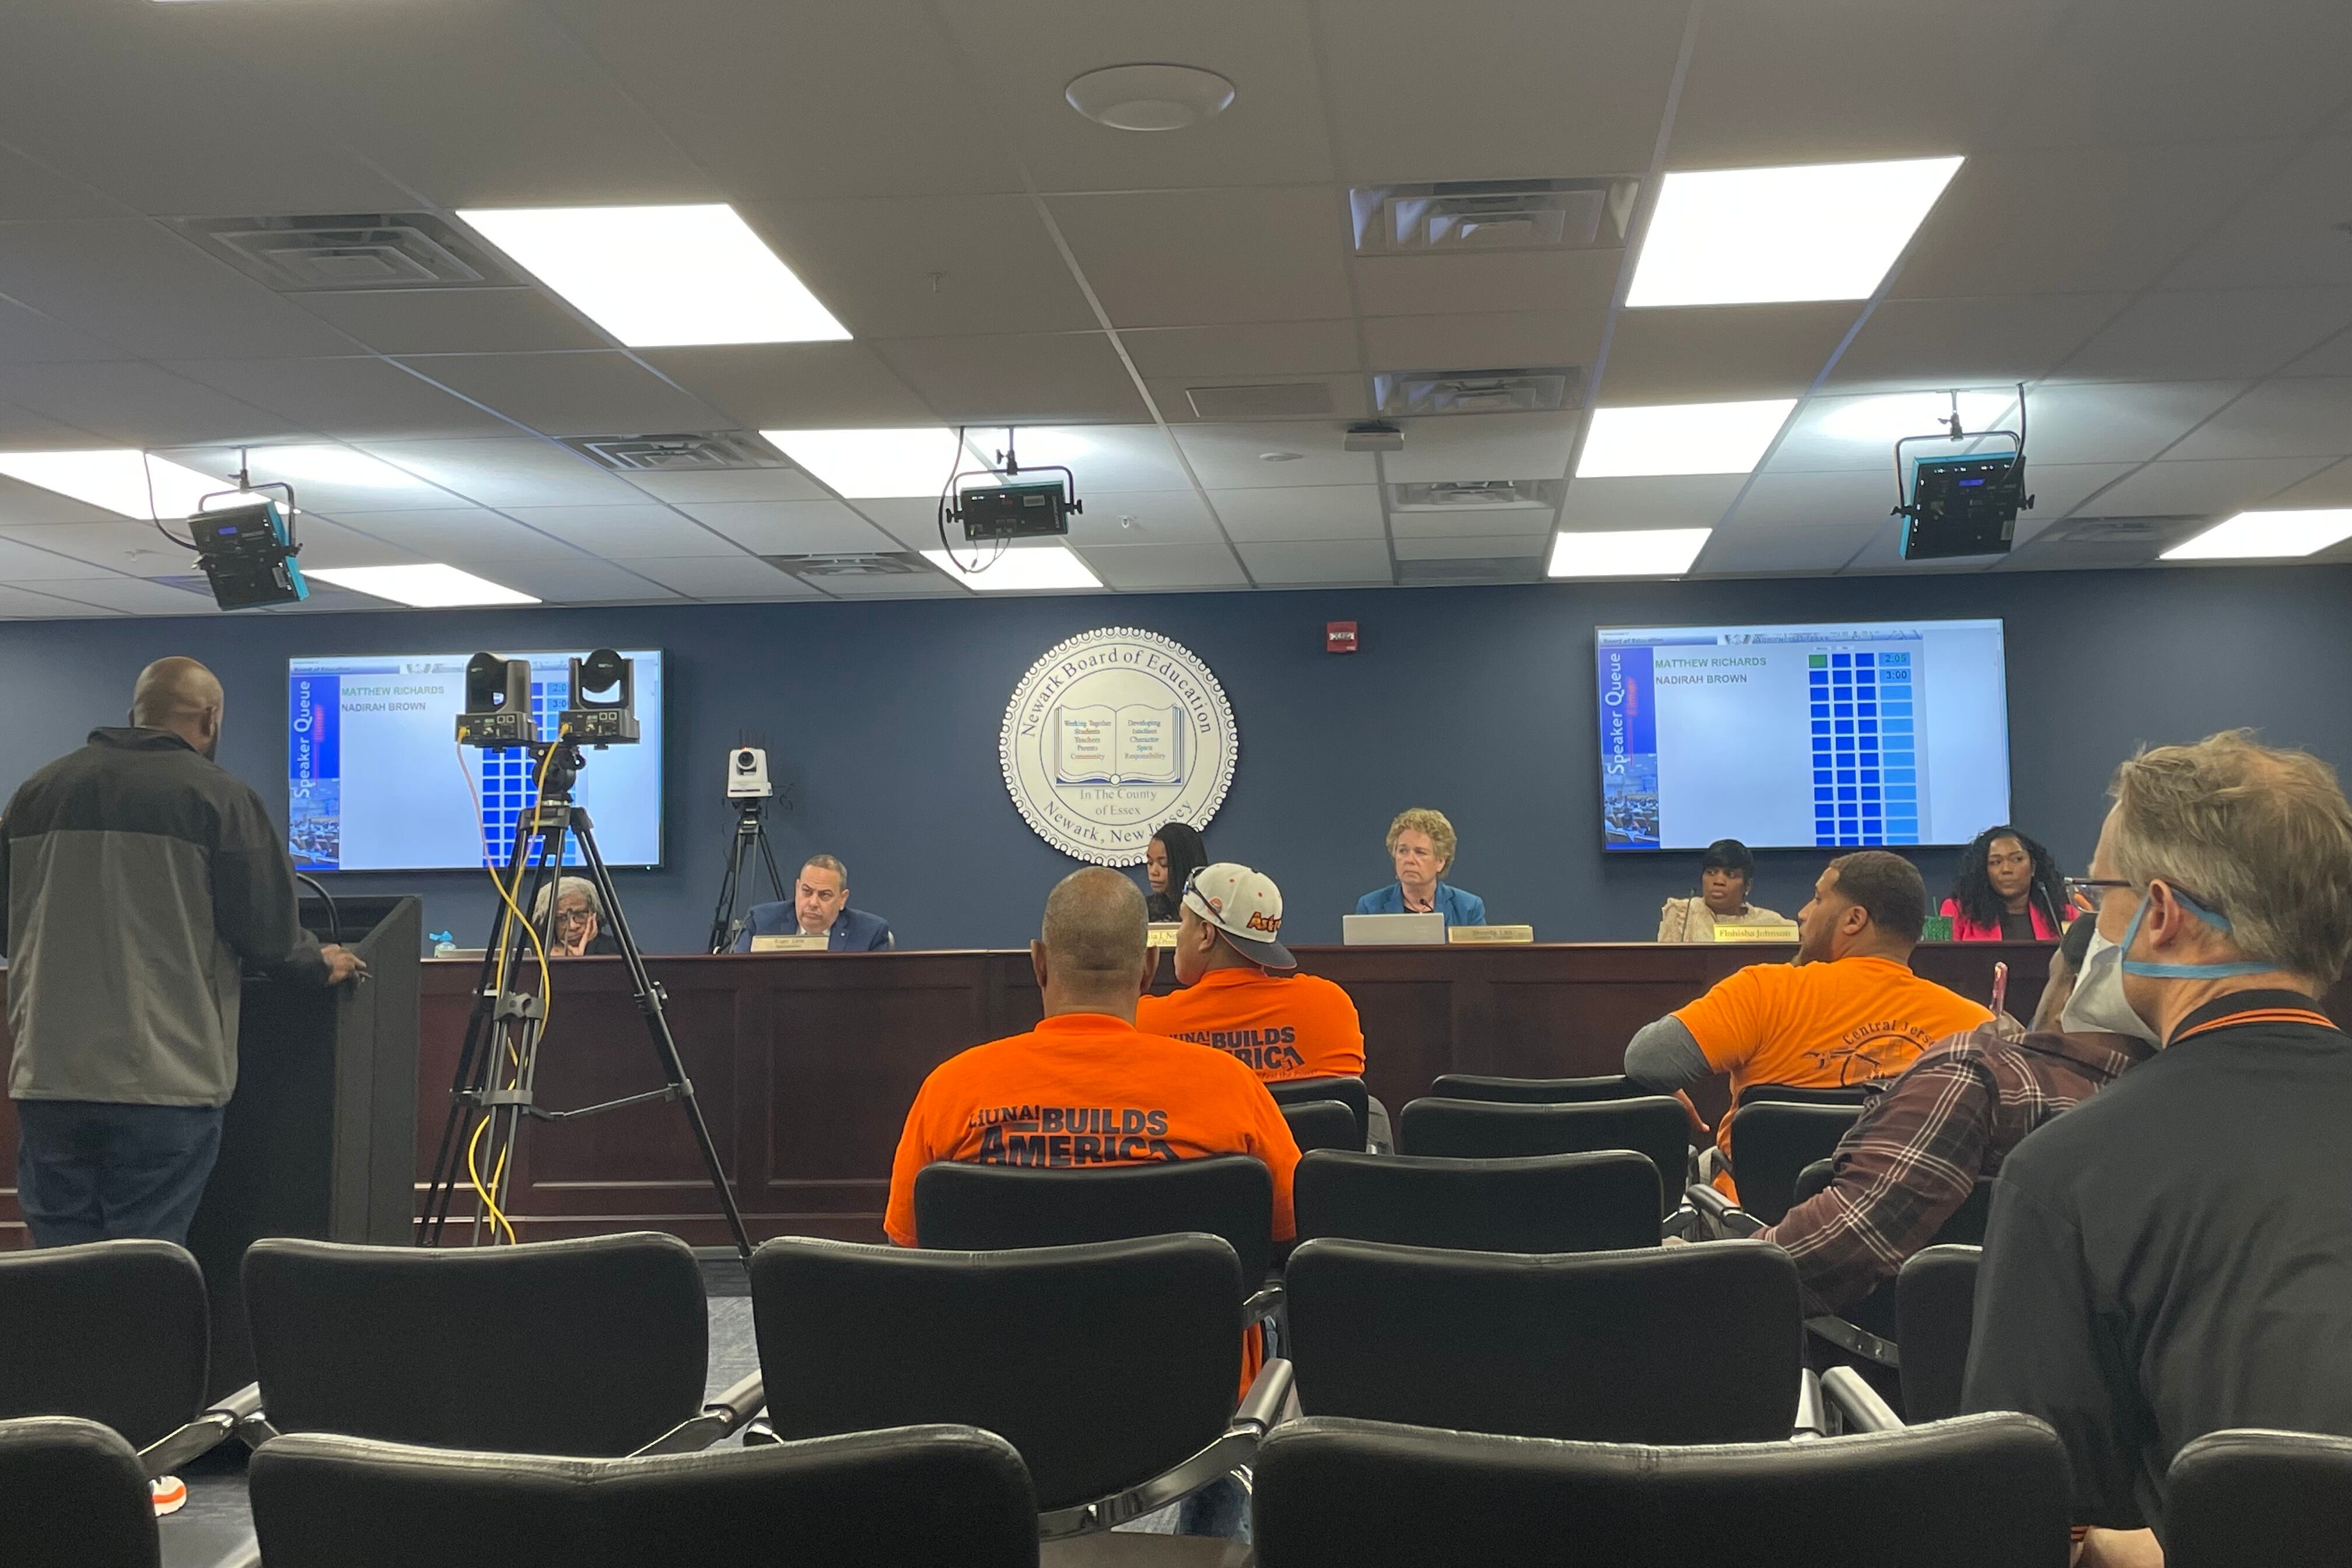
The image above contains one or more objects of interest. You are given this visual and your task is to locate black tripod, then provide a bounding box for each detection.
[419,740,753,1260]
[705,797,788,954]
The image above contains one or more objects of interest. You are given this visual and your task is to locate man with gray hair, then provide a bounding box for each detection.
[1964,730,2352,1541]
[731,853,892,951]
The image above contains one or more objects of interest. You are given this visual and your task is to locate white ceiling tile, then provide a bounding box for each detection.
[1698,522,1879,576]
[498,505,741,558]
[2007,463,2142,535]
[1824,296,2129,389]
[1360,312,1605,374]
[1046,189,1353,328]
[292,290,611,357]
[26,576,217,616]
[447,557,681,605]
[0,222,356,360]
[2056,290,2352,383]
[743,197,1095,338]
[1727,470,1901,532]
[2162,139,2352,291]
[1560,475,1744,530]
[1210,485,1386,543]
[668,499,897,554]
[278,515,429,570]
[0,582,127,619]
[0,298,132,365]
[1768,393,2000,473]
[1061,490,1227,548]
[0,362,296,447]
[1388,503,1554,540]
[974,426,1189,493]
[1316,0,1688,180]
[612,555,826,601]
[845,498,956,551]
[1391,532,1549,560]
[1892,142,2295,300]
[2262,459,2352,510]
[638,344,941,430]
[2284,330,2352,378]
[1602,304,1857,403]
[1121,323,1363,382]
[1081,543,1251,590]
[2074,457,2336,520]
[395,354,726,439]
[0,479,116,527]
[0,532,159,581]
[316,508,590,563]
[2004,382,2246,465]
[1234,538,1393,585]
[1382,412,1577,484]
[932,1,1336,192]
[814,570,969,598]
[872,333,1147,424]
[0,400,101,448]
[2164,379,2352,461]
[625,468,828,505]
[0,521,196,577]
[157,443,469,514]
[1352,250,1623,320]
[1144,374,1370,426]
[360,439,649,506]
[0,143,126,223]
[1172,424,1378,489]
[162,358,516,440]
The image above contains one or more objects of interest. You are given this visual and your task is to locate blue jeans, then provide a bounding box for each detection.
[14,1100,226,1248]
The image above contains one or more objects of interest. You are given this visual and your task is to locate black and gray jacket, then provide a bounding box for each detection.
[2,727,326,1107]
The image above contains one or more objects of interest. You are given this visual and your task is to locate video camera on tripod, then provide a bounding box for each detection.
[455,648,641,750]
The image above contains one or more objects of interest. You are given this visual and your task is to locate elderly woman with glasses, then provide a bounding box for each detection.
[530,874,620,956]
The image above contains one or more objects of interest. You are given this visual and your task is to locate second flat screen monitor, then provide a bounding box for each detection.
[1597,618,2011,852]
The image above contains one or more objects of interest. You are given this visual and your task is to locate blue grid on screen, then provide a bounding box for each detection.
[477,676,583,869]
[1811,651,1919,848]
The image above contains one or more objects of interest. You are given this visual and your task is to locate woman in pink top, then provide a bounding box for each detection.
[1940,824,2068,940]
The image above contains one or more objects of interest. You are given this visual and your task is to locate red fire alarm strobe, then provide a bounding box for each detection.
[1326,620,1359,654]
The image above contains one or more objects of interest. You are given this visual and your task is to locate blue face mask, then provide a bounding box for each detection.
[2116,886,2276,979]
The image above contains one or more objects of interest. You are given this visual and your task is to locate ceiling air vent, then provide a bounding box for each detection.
[172,212,512,292]
[1185,383,1335,419]
[1388,479,1564,512]
[1373,366,1579,418]
[761,552,932,580]
[2052,517,2183,545]
[561,432,786,474]
[1396,556,1545,585]
[1349,178,1639,255]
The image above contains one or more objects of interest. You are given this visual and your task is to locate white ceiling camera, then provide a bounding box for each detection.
[727,746,772,800]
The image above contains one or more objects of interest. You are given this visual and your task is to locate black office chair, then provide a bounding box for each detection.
[0,1416,163,1568]
[1281,1100,1362,1154]
[1251,1413,2072,1568]
[1737,1083,1870,1110]
[1293,1149,1659,1254]
[749,1234,1292,1538]
[1895,1245,1982,1423]
[248,1424,1041,1568]
[1396,1096,1691,1210]
[2166,1428,2352,1568]
[1265,1077,1370,1146]
[1726,1100,1861,1225]
[242,1233,760,1457]
[1284,1238,1803,1444]
[1430,1072,1646,1104]
[0,1240,254,1476]
[1788,1158,1993,1373]
[914,1154,1276,1287]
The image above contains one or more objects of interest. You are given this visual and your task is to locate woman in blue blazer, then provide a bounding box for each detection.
[1355,807,1486,926]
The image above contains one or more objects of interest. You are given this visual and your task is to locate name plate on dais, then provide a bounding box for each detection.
[1714,924,1801,943]
[750,934,831,953]
[1000,627,1237,866]
[1447,925,1535,944]
[1146,923,1181,949]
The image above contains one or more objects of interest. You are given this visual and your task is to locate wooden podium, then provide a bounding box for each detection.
[187,894,420,1396]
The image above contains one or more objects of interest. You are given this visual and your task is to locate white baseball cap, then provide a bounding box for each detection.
[1180,862,1296,969]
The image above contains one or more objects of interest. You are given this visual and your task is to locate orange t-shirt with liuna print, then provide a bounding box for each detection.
[883,1010,1302,1250]
[1136,967,1366,1084]
[1674,953,1993,1193]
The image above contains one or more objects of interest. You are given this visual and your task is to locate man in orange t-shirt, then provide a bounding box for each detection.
[1624,850,1993,1195]
[1138,862,1366,1084]
[883,866,1301,1250]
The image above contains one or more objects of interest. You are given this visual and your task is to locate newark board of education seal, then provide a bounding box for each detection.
[1000,627,1237,866]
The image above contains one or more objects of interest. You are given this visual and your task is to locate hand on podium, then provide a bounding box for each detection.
[321,944,368,986]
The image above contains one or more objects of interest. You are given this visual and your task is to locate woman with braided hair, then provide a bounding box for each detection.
[1941,824,2068,940]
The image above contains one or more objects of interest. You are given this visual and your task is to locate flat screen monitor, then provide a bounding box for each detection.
[287,650,664,872]
[1595,619,2010,852]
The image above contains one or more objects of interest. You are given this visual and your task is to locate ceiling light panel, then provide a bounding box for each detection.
[457,205,850,348]
[2160,509,2352,561]
[1576,400,1797,478]
[1628,156,1964,307]
[762,428,972,500]
[0,450,223,519]
[920,545,1104,592]
[304,564,541,607]
[1547,527,1713,578]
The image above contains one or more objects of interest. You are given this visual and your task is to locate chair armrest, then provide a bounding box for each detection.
[140,1382,264,1478]
[1821,1366,1905,1433]
[632,1373,768,1456]
[1806,1312,1902,1367]
[1243,1282,1284,1324]
[1038,1359,1295,1539]
[1231,1356,1295,1435]
[1685,1182,1763,1238]
[1791,1369,1827,1440]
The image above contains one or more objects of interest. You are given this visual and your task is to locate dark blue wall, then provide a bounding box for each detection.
[3,564,2346,954]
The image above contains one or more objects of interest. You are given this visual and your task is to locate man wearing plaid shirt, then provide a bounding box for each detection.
[1760,916,2148,1314]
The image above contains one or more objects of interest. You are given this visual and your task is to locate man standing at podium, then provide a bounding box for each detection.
[2,657,363,1249]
